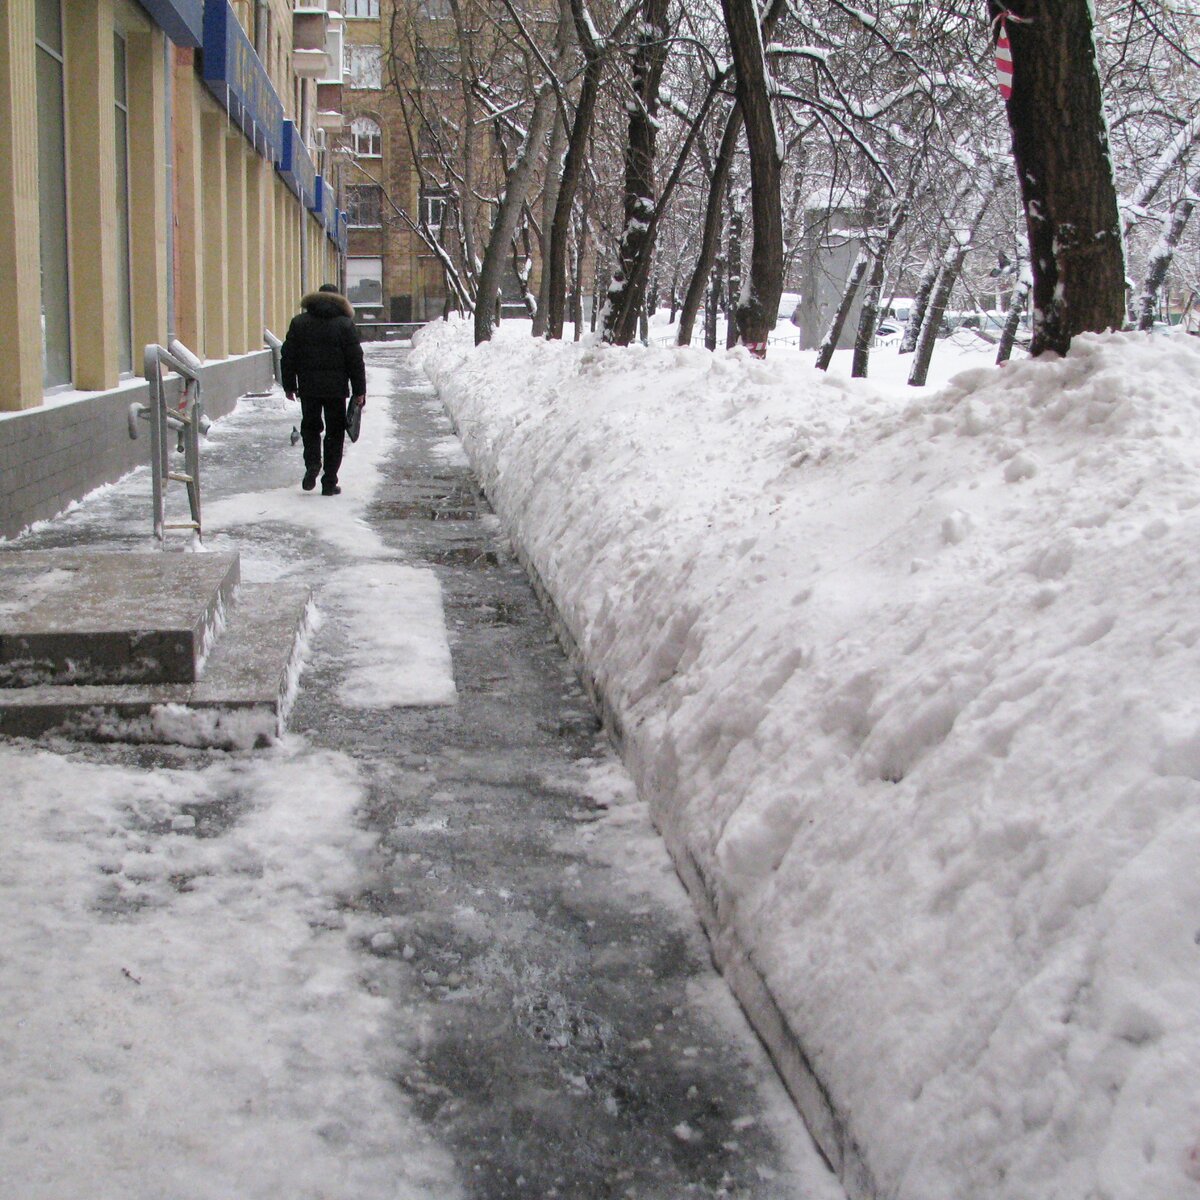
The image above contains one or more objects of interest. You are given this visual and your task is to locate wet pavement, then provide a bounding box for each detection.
[5,346,834,1199]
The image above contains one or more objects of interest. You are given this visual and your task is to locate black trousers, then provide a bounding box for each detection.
[300,394,348,485]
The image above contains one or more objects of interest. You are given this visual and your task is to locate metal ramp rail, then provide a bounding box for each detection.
[128,340,206,545]
[264,328,284,386]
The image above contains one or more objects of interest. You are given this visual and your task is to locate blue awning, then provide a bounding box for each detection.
[138,0,204,46]
[278,121,317,209]
[202,0,284,163]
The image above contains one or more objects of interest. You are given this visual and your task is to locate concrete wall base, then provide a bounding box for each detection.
[0,350,272,541]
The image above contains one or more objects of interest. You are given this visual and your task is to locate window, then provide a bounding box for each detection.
[418,0,453,17]
[348,115,382,157]
[418,116,442,158]
[416,45,458,91]
[346,185,382,227]
[419,189,448,234]
[344,43,382,88]
[343,0,380,16]
[114,32,133,375]
[346,257,383,306]
[35,0,71,388]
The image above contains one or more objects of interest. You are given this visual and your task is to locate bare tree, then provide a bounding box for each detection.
[600,0,673,344]
[908,174,1001,386]
[1137,189,1196,329]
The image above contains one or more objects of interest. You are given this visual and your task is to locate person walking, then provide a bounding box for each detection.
[281,284,366,496]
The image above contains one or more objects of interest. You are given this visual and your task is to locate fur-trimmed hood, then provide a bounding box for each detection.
[300,290,355,319]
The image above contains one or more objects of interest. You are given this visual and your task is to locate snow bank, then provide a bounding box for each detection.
[414,317,1200,1200]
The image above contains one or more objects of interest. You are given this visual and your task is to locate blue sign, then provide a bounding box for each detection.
[278,121,317,209]
[310,174,326,218]
[140,0,204,46]
[202,1,284,162]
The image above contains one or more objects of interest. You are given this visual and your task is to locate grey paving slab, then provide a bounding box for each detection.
[0,549,239,685]
[0,582,309,747]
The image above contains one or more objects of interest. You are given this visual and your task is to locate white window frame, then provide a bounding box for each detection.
[114,29,133,376]
[419,189,447,234]
[344,43,382,89]
[347,184,382,228]
[35,0,72,391]
[345,256,383,306]
[348,115,382,158]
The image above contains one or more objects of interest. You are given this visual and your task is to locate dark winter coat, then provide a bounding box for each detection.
[280,291,366,400]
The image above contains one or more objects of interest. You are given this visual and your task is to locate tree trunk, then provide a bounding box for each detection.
[570,215,586,339]
[705,256,723,351]
[851,197,910,378]
[725,190,744,349]
[991,0,1125,356]
[601,0,671,345]
[720,0,782,354]
[907,253,955,387]
[474,79,557,345]
[1137,195,1194,331]
[676,0,785,349]
[907,185,997,386]
[447,0,482,292]
[814,250,868,371]
[997,269,1031,364]
[898,253,940,354]
[534,112,569,336]
[546,13,603,340]
[514,209,538,319]
[677,107,742,347]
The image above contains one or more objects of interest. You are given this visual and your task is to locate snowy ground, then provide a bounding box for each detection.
[414,317,1200,1200]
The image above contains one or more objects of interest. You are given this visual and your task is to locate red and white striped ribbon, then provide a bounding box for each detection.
[995,15,1014,100]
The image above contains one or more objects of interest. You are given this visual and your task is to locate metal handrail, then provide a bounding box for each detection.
[264,328,284,386]
[129,341,205,544]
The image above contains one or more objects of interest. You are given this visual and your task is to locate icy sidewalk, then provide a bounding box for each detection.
[0,348,841,1200]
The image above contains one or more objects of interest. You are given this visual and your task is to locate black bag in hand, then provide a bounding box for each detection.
[346,396,364,443]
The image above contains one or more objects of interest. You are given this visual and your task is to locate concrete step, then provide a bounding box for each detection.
[0,583,311,749]
[0,550,240,686]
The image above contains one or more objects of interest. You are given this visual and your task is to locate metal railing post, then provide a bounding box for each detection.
[130,341,206,545]
[264,328,284,386]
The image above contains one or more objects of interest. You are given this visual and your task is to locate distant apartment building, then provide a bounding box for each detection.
[0,0,349,537]
[338,0,457,324]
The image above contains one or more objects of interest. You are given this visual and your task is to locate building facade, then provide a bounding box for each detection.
[339,0,453,325]
[0,0,349,538]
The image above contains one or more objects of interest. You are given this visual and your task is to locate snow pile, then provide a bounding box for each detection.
[414,317,1200,1200]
